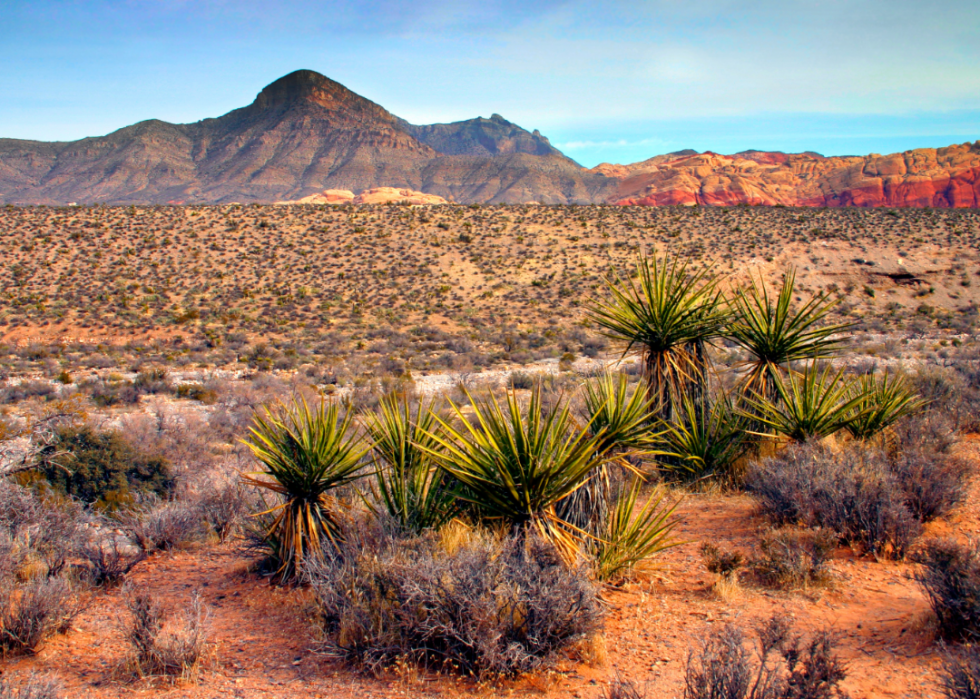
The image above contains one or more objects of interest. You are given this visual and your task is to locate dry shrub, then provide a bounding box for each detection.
[118,408,215,477]
[119,499,202,553]
[684,616,847,699]
[890,413,969,522]
[702,542,745,579]
[0,673,63,699]
[913,538,980,641]
[194,480,250,542]
[602,676,648,699]
[80,534,146,588]
[751,528,837,590]
[0,482,83,576]
[701,542,745,598]
[0,577,78,656]
[940,643,980,699]
[124,588,210,679]
[306,523,602,679]
[747,441,921,559]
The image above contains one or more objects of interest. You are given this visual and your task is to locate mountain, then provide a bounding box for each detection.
[1,70,977,207]
[0,70,613,205]
[397,113,566,158]
[600,143,980,207]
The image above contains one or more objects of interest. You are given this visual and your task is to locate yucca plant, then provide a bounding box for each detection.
[558,372,658,533]
[846,373,929,440]
[587,255,728,423]
[592,478,679,583]
[420,387,615,562]
[581,371,659,454]
[242,398,368,582]
[365,394,456,533]
[743,363,867,443]
[657,392,747,483]
[726,270,852,404]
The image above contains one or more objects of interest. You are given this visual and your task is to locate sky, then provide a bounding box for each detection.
[1,0,979,167]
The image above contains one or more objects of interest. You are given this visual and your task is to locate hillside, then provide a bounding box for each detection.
[0,204,978,352]
[0,71,612,206]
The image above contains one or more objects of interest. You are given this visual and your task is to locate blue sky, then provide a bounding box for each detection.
[1,0,978,167]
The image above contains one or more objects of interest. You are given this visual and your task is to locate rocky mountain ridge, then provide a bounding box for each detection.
[0,70,609,205]
[0,69,976,207]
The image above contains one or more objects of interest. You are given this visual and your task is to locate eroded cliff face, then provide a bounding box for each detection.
[601,142,980,208]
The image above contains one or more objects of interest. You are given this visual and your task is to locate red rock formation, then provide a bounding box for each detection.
[603,142,980,208]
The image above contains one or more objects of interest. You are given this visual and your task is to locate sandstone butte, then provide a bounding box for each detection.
[274,188,448,205]
[598,141,980,208]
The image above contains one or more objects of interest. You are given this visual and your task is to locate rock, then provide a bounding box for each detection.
[352,187,448,205]
[606,142,980,209]
[275,189,354,205]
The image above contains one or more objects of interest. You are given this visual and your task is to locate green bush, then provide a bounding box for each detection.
[35,426,174,510]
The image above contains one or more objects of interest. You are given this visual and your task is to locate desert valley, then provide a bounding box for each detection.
[1,68,980,699]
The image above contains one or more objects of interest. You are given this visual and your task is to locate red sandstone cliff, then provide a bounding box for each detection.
[600,142,980,208]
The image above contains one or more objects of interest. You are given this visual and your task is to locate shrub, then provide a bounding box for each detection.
[889,448,968,522]
[747,441,921,559]
[0,577,77,656]
[701,542,745,580]
[0,381,56,404]
[0,482,83,576]
[35,426,174,510]
[913,538,980,640]
[940,643,980,699]
[684,616,847,699]
[80,535,146,587]
[134,368,172,395]
[83,379,141,407]
[306,526,602,679]
[750,528,836,589]
[120,500,202,552]
[0,673,63,699]
[124,588,210,679]
[195,481,250,542]
[603,677,648,699]
[175,383,218,404]
[508,370,536,390]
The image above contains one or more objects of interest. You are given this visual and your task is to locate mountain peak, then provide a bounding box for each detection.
[251,69,376,113]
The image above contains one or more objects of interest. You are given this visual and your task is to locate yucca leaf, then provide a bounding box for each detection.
[657,392,747,482]
[727,270,852,402]
[419,386,615,561]
[741,363,868,442]
[586,255,728,422]
[593,479,680,583]
[241,397,368,582]
[846,372,928,440]
[365,393,456,532]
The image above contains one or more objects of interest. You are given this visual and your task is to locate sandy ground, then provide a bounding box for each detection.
[4,436,977,698]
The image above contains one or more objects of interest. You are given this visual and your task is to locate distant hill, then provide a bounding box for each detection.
[0,70,977,207]
[0,70,612,205]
